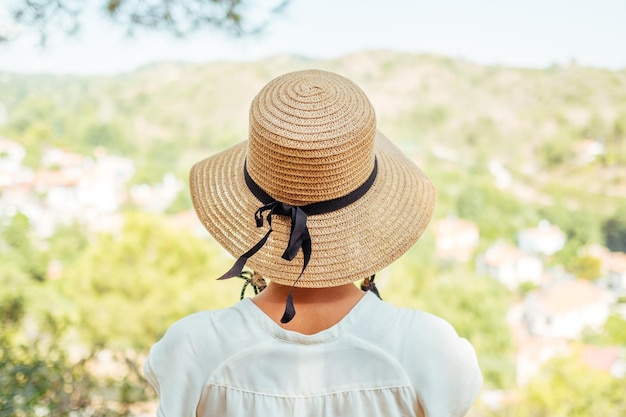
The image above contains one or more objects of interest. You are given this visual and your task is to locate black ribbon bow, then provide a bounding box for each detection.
[218,159,379,323]
[217,201,312,282]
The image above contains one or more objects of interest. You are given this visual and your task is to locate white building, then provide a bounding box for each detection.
[574,139,604,165]
[476,242,543,290]
[9,146,136,236]
[517,220,566,256]
[607,252,626,294]
[0,137,33,187]
[488,159,512,189]
[130,172,182,212]
[524,279,613,339]
[432,217,479,262]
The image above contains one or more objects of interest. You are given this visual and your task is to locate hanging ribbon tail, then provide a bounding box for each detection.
[369,283,382,300]
[280,292,296,323]
[218,256,249,280]
[218,228,273,280]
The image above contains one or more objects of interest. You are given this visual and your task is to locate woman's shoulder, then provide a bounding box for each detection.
[370,300,480,371]
[365,299,467,344]
[144,300,265,403]
[155,299,262,350]
[145,310,218,374]
[360,300,483,417]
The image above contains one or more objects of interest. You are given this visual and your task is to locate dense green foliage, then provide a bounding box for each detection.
[602,202,626,252]
[507,357,626,417]
[0,218,149,416]
[599,315,626,346]
[0,213,47,281]
[57,212,237,351]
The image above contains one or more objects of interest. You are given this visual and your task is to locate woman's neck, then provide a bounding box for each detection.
[252,282,366,335]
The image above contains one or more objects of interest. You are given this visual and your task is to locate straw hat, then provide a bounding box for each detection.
[190,69,436,288]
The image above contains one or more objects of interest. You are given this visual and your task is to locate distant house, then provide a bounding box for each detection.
[42,147,88,172]
[0,137,32,187]
[76,154,134,215]
[0,137,25,165]
[77,171,124,214]
[34,168,82,213]
[573,139,604,165]
[524,279,613,339]
[432,217,479,262]
[476,242,543,290]
[0,184,28,213]
[582,244,611,262]
[488,159,512,189]
[607,252,626,293]
[17,147,136,236]
[517,220,566,256]
[129,173,182,213]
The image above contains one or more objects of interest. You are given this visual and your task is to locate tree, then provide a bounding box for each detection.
[510,357,626,417]
[0,313,102,417]
[165,188,193,214]
[0,213,47,281]
[570,255,602,280]
[455,178,538,242]
[45,221,89,265]
[537,133,575,168]
[601,314,626,346]
[603,203,626,252]
[58,211,239,351]
[540,205,602,268]
[3,0,289,44]
[0,251,121,416]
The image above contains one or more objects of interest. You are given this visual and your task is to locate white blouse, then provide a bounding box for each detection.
[144,291,482,417]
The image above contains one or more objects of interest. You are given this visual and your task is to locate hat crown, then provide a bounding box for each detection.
[247,70,377,206]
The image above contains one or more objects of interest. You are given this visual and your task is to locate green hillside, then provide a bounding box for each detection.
[3,50,626,259]
[2,51,625,206]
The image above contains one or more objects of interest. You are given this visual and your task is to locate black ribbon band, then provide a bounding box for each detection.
[218,158,379,322]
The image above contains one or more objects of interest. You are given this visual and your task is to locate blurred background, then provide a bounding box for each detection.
[1,0,625,416]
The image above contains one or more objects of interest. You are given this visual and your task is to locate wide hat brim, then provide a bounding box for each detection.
[190,130,436,288]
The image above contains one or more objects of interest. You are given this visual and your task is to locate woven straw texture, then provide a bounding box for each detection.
[190,70,436,288]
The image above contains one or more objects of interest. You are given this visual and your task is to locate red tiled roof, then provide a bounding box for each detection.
[34,170,80,187]
[535,280,607,315]
[483,244,526,266]
[579,345,620,372]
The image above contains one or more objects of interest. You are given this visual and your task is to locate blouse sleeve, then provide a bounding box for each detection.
[144,312,213,417]
[406,311,483,417]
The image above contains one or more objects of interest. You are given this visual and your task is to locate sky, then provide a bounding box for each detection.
[0,0,625,75]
